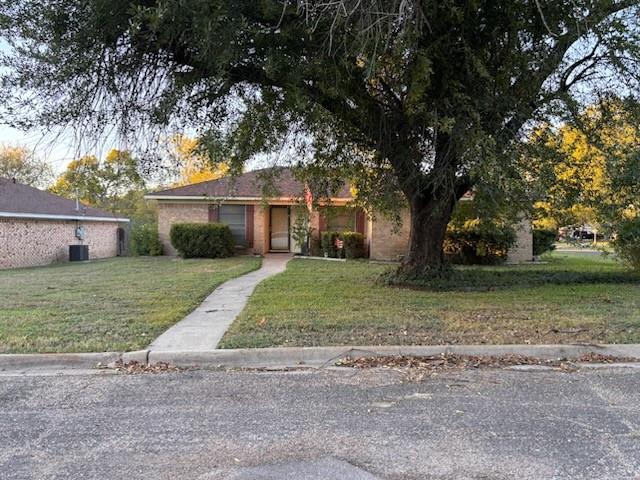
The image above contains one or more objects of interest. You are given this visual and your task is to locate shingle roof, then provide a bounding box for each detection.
[0,177,128,221]
[148,167,352,199]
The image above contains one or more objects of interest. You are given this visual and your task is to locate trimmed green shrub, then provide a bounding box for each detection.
[612,218,640,271]
[342,231,365,259]
[444,220,516,265]
[533,228,557,256]
[170,223,234,258]
[321,231,341,258]
[130,223,162,256]
[320,231,365,259]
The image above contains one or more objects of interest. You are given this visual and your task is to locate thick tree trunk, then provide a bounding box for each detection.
[399,194,458,276]
[385,130,468,277]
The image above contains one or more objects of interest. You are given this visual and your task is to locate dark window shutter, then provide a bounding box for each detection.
[245,205,254,248]
[355,208,366,235]
[208,205,219,222]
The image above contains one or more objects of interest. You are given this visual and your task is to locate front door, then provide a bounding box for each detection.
[270,206,290,251]
[116,227,126,256]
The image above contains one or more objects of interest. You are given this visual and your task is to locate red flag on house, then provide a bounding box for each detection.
[304,185,313,211]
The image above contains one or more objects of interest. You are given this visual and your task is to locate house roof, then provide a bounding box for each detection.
[146,167,353,200]
[0,177,129,222]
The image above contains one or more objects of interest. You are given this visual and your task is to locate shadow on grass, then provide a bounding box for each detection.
[381,263,640,292]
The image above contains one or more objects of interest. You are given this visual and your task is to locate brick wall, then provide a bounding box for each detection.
[506,217,534,264]
[370,208,534,264]
[157,202,209,255]
[157,201,270,255]
[253,205,268,255]
[0,218,121,269]
[309,210,321,253]
[369,209,411,261]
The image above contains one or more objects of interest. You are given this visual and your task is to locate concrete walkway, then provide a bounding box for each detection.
[149,254,292,351]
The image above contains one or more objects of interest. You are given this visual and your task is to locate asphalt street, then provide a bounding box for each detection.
[1,366,639,479]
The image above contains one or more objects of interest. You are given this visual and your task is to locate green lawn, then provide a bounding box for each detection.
[219,252,640,348]
[0,256,261,353]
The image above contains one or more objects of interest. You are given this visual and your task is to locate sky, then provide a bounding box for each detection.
[0,39,80,175]
[0,38,269,180]
[0,124,80,175]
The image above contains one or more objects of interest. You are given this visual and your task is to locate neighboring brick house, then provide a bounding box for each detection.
[0,177,129,269]
[146,168,533,262]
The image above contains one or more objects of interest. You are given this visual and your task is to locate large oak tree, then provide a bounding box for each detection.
[1,1,639,274]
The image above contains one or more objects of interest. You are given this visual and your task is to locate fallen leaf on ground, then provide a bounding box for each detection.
[336,352,638,372]
[111,360,184,374]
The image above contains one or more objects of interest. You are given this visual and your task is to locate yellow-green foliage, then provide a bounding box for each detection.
[532,100,639,229]
[169,134,229,186]
[50,150,144,215]
[0,145,54,188]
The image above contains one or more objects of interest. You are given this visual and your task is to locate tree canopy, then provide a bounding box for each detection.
[50,149,149,220]
[529,99,640,232]
[168,135,229,186]
[0,145,54,188]
[1,1,639,273]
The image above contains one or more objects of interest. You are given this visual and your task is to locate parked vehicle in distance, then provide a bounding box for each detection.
[572,230,595,240]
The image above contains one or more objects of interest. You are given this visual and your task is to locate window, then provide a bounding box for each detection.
[219,205,246,246]
[322,207,355,232]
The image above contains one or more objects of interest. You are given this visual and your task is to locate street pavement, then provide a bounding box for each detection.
[1,366,639,479]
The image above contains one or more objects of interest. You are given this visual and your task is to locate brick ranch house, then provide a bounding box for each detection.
[146,168,533,263]
[0,177,129,269]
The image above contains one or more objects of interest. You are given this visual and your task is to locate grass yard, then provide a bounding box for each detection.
[219,252,640,348]
[0,256,261,353]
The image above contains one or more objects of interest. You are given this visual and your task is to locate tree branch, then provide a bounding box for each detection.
[559,39,602,92]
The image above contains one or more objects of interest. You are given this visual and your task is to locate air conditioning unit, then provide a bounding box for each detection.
[69,245,89,261]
